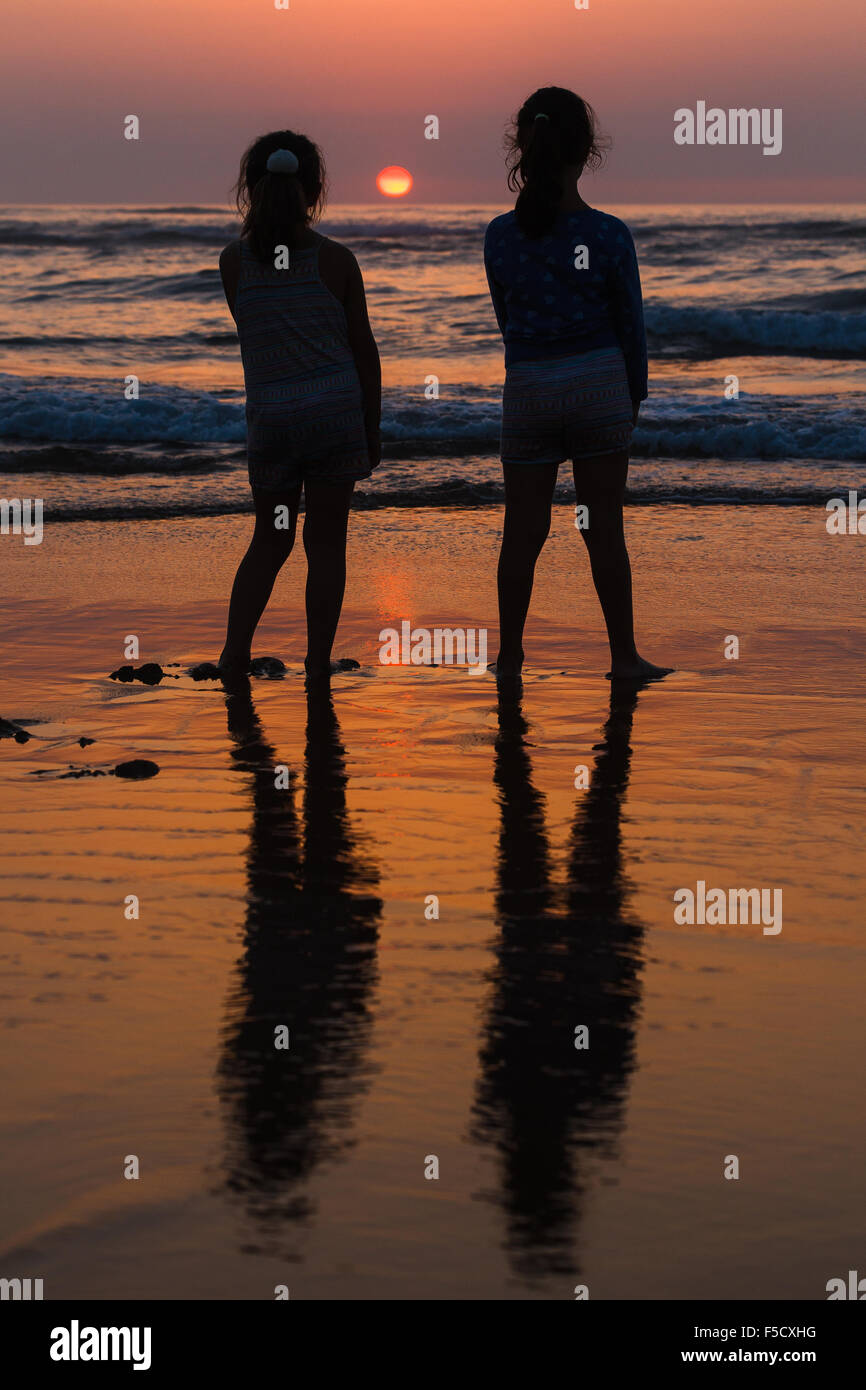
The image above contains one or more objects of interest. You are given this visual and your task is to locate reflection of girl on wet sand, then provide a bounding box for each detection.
[216,684,381,1247]
[472,684,646,1282]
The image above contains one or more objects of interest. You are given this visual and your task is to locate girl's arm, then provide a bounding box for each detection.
[342,251,382,466]
[609,227,648,414]
[483,230,509,336]
[219,240,241,321]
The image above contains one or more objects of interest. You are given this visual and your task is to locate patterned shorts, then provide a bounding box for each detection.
[246,376,371,493]
[500,346,634,465]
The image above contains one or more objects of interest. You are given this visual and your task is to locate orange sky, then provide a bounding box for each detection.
[1,0,862,203]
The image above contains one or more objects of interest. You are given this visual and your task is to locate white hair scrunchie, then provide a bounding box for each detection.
[266,148,300,174]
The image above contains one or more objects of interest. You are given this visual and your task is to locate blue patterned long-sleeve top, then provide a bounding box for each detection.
[483,208,648,402]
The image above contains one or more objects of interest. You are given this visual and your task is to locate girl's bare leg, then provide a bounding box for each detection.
[220,485,301,672]
[573,451,672,681]
[496,462,559,673]
[302,478,356,679]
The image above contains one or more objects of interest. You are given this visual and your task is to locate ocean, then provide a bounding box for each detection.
[1,203,864,521]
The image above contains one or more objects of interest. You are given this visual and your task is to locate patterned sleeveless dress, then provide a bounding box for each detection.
[234,237,371,491]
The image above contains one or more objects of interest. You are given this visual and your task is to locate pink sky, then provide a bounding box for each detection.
[1,0,862,204]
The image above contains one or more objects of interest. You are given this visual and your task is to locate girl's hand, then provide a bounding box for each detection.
[366,426,382,469]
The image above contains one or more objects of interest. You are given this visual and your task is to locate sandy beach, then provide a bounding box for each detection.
[1,500,864,1298]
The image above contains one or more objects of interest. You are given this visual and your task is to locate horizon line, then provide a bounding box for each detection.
[2,199,865,209]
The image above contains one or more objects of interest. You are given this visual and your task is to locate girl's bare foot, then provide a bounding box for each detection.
[218,646,250,671]
[492,649,524,679]
[489,661,523,690]
[190,652,250,683]
[304,657,360,681]
[607,655,674,683]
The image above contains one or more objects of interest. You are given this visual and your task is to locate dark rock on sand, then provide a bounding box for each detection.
[31,761,157,780]
[79,736,95,747]
[189,656,287,680]
[249,656,287,678]
[114,759,160,780]
[109,663,164,685]
[0,717,31,743]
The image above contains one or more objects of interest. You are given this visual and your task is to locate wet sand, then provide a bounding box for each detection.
[1,503,864,1298]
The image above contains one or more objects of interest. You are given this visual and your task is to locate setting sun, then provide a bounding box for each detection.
[376,165,413,197]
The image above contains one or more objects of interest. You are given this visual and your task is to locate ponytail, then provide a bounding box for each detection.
[506,88,607,239]
[234,130,327,262]
[245,168,306,262]
[513,114,564,239]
